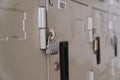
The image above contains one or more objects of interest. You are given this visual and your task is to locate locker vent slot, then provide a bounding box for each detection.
[92,7,109,14]
[59,41,69,80]
[71,0,88,6]
[99,0,104,2]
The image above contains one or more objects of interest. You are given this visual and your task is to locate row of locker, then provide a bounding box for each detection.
[0,0,120,80]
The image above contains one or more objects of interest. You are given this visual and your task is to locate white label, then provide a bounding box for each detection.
[109,20,114,38]
[109,0,114,5]
[89,30,93,43]
[111,59,115,76]
[88,17,93,30]
[88,17,93,43]
[109,20,113,30]
[88,71,94,80]
[58,0,66,10]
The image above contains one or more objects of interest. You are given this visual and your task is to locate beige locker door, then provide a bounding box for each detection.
[69,1,92,80]
[46,0,92,80]
[91,9,115,80]
[107,14,120,80]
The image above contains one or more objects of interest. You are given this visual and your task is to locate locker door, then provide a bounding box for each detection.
[46,0,71,80]
[91,9,115,80]
[46,0,92,80]
[69,1,92,80]
[108,14,120,80]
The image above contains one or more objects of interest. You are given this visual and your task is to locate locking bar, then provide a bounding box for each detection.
[110,35,118,57]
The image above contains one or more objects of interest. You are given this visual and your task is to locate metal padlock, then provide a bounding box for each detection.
[46,40,58,55]
[93,39,98,53]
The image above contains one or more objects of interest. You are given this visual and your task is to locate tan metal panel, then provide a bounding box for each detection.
[0,0,47,80]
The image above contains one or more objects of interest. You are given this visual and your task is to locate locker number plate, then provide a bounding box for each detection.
[58,0,66,10]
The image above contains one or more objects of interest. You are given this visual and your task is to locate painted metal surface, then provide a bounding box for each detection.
[0,0,120,80]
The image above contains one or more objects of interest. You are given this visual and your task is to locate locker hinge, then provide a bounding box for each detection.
[38,7,58,55]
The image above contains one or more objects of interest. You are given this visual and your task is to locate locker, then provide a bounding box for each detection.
[91,9,114,80]
[0,0,45,80]
[47,0,92,80]
[69,1,91,80]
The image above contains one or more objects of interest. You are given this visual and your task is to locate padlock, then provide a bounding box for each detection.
[93,39,98,53]
[46,40,58,55]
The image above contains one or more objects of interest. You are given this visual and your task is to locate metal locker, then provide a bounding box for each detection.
[91,9,114,80]
[90,1,120,80]
[68,1,91,80]
[41,0,92,80]
[47,0,93,80]
[0,0,47,80]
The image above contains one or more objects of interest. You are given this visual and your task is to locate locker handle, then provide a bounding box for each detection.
[114,36,117,57]
[59,41,69,80]
[111,35,117,57]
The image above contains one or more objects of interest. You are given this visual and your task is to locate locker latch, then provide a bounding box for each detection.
[93,30,101,65]
[93,36,101,65]
[46,29,58,55]
[109,21,118,57]
[111,35,117,57]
